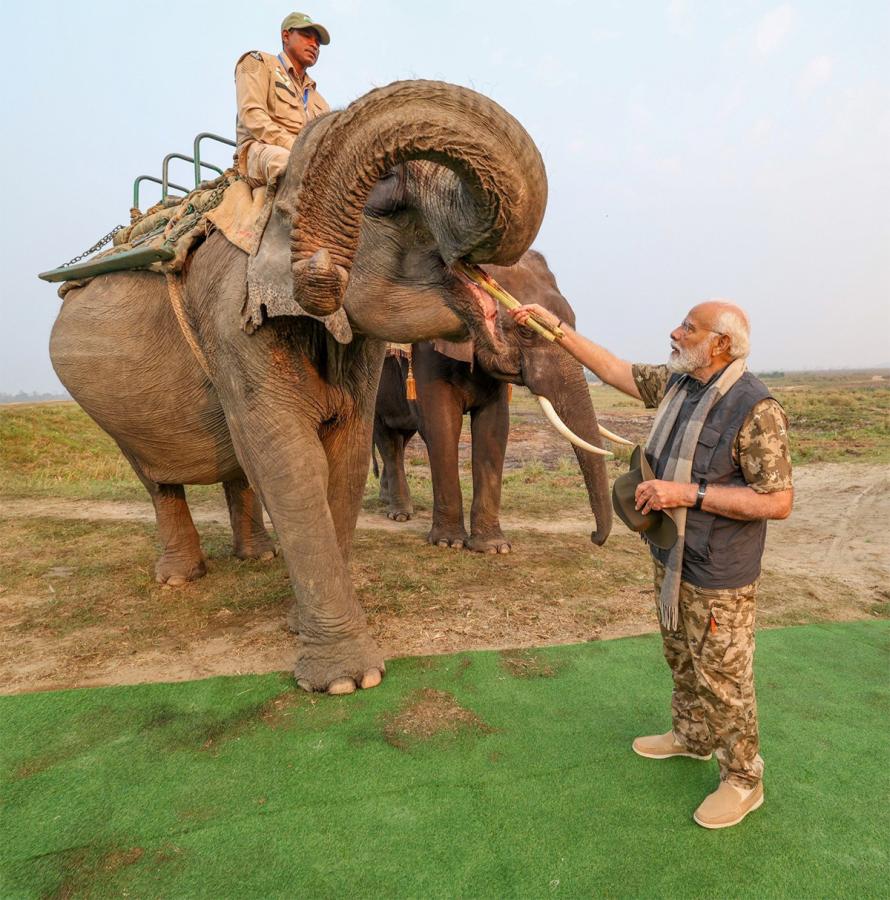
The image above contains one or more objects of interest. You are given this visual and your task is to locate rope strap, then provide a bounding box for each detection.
[165,273,213,380]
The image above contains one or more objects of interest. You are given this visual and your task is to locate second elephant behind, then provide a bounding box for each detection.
[373,250,613,552]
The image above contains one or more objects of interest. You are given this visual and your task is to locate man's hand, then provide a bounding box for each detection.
[634,479,794,521]
[508,303,562,333]
[635,479,695,514]
[508,304,641,399]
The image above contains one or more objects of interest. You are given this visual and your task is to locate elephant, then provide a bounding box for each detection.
[48,80,552,695]
[372,250,614,553]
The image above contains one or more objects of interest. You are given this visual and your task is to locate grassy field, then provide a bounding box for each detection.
[2,621,887,897]
[761,370,890,463]
[2,370,888,507]
[6,511,877,693]
[1,376,887,896]
[1,370,888,693]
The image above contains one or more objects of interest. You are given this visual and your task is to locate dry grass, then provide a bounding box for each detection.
[381,688,493,749]
[499,649,560,678]
[1,370,888,692]
[3,372,886,506]
[2,507,882,694]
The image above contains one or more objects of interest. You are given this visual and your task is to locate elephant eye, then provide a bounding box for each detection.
[364,169,406,217]
[515,322,536,342]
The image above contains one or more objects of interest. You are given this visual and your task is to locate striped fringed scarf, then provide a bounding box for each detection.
[645,358,747,629]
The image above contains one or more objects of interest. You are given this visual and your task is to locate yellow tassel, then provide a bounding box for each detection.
[406,350,417,400]
[506,384,513,403]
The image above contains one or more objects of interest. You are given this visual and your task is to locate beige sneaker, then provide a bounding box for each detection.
[693,781,764,829]
[632,731,712,760]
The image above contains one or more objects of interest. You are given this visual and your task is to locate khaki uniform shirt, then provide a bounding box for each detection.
[631,363,793,494]
[234,50,330,169]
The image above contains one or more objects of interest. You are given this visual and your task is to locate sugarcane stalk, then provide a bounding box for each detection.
[454,261,564,342]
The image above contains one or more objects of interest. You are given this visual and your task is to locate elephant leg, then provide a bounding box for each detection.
[467,387,511,554]
[217,390,384,693]
[323,413,377,563]
[376,442,391,504]
[223,474,277,561]
[122,450,206,585]
[419,384,468,549]
[373,420,414,521]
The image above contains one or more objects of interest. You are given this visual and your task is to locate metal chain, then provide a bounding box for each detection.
[162,177,234,247]
[58,224,126,268]
[56,173,237,270]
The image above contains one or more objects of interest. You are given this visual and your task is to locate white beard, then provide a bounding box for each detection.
[667,341,712,374]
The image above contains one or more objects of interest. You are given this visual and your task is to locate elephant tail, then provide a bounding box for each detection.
[371,443,380,480]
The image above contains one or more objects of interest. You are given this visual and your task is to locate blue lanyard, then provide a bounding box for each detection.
[278,53,310,111]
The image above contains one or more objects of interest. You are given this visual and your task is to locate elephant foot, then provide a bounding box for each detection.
[233,536,278,562]
[293,633,386,695]
[387,508,413,522]
[467,532,512,555]
[154,551,207,587]
[427,524,468,550]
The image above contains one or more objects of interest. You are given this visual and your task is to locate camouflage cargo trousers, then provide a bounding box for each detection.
[653,560,764,789]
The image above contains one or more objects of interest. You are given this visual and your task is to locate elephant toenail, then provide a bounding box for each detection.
[328,677,357,695]
[297,679,313,693]
[360,668,383,689]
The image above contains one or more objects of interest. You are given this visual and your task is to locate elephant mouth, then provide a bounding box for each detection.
[448,264,521,379]
[453,267,500,339]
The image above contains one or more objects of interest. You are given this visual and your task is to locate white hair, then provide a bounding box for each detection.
[712,307,750,359]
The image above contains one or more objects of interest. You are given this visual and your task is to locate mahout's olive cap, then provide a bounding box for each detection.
[281,12,331,45]
[611,445,678,551]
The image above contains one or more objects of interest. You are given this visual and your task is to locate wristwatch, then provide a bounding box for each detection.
[693,479,708,511]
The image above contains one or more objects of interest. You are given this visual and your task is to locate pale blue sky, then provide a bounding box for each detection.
[2,0,888,392]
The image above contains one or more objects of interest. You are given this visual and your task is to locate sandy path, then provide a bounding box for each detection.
[3,462,888,595]
[2,462,887,693]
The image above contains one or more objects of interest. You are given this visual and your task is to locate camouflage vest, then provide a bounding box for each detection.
[649,371,773,589]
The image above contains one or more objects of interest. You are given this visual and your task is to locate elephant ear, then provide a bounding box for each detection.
[242,185,352,343]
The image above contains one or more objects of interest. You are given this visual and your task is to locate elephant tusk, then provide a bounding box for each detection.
[534,395,613,458]
[598,424,634,446]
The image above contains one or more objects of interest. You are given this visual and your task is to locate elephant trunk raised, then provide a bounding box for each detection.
[49,79,552,694]
[278,80,547,317]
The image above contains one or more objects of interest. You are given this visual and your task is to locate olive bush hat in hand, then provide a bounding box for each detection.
[611,445,678,551]
[281,12,331,44]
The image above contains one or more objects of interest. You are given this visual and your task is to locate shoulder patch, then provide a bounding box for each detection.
[235,50,266,69]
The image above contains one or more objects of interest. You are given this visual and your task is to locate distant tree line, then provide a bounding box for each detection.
[0,391,71,404]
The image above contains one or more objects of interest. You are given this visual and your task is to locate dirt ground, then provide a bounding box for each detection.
[2,461,887,694]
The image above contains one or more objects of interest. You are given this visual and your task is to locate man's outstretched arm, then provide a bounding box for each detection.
[509,304,641,399]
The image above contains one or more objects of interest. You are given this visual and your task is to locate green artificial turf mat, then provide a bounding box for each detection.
[2,621,888,898]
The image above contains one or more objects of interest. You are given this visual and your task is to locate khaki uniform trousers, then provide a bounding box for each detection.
[653,560,764,789]
[243,142,290,188]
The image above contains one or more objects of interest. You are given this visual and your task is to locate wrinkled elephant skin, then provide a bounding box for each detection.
[373,251,612,552]
[48,81,547,694]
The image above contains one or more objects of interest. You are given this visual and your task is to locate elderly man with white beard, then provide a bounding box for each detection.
[509,299,793,829]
